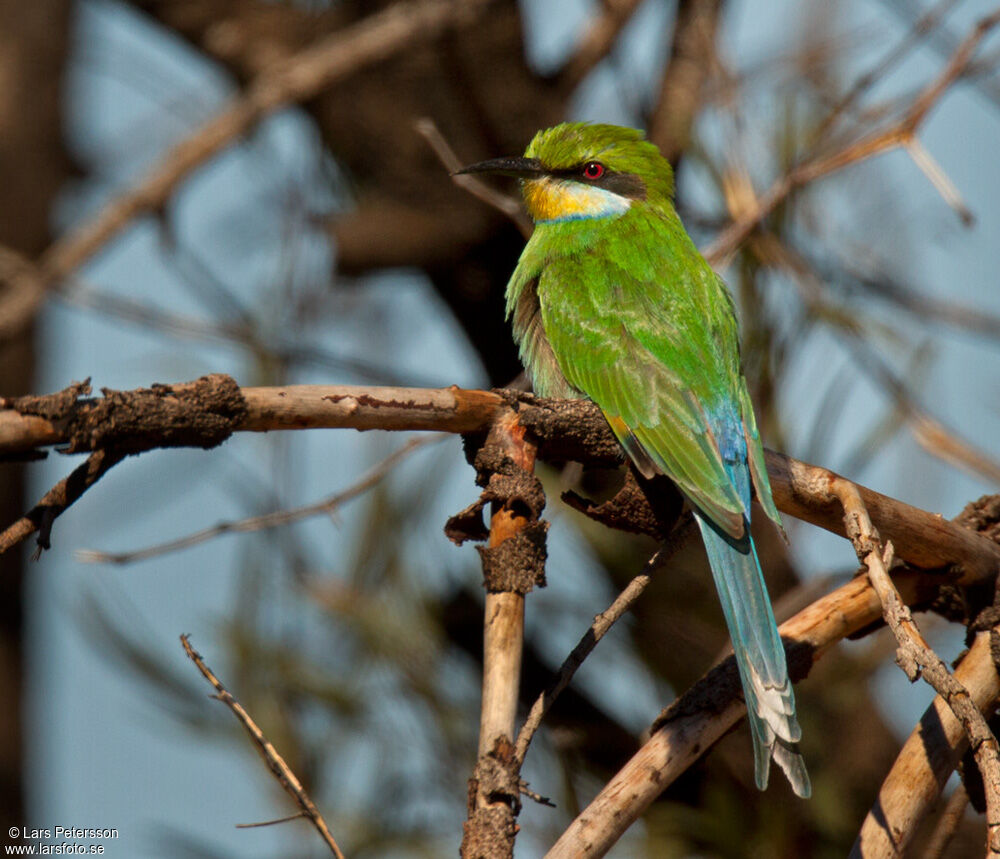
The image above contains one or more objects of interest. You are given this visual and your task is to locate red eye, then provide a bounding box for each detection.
[582,161,605,180]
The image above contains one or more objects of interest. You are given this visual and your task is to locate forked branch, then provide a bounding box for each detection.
[832,480,1000,858]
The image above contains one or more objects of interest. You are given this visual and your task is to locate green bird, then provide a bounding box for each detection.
[458,122,809,797]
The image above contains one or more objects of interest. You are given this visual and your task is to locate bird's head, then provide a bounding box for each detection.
[456,123,674,224]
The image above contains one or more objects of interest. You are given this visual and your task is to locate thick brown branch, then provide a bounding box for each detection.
[3,382,999,582]
[766,450,1000,584]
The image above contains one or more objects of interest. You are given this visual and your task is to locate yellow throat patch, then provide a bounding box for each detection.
[521,177,631,223]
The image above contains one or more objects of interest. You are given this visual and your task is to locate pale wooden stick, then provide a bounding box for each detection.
[765,449,1000,585]
[544,571,936,858]
[833,479,1000,858]
[904,135,975,225]
[464,411,539,858]
[479,554,527,757]
[850,631,998,858]
[478,412,535,757]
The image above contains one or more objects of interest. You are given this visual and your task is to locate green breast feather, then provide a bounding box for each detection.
[507,208,781,537]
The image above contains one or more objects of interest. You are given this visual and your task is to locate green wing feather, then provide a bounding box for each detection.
[514,212,775,537]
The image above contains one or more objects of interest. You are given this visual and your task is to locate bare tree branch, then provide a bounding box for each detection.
[649,0,723,162]
[0,449,126,557]
[834,479,1000,858]
[850,631,999,858]
[77,435,443,565]
[557,0,647,94]
[462,411,543,858]
[3,380,999,583]
[756,231,1000,486]
[415,117,531,238]
[922,785,971,859]
[180,635,346,858]
[32,0,495,309]
[705,10,1000,265]
[544,570,940,858]
[514,515,697,766]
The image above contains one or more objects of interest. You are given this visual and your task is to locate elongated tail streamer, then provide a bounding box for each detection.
[696,511,810,797]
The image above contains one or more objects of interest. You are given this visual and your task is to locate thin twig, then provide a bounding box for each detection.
[236,812,308,829]
[514,516,696,766]
[808,0,962,147]
[519,779,555,808]
[903,135,974,225]
[414,117,532,237]
[705,10,1000,265]
[515,566,654,765]
[77,435,442,565]
[756,231,1000,486]
[181,635,346,859]
[833,480,1000,858]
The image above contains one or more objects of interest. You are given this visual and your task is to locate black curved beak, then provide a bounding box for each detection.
[453,156,545,178]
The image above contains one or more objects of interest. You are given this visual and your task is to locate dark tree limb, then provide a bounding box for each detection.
[0,448,125,556]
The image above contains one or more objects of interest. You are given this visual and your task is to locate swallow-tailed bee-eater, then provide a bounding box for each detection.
[458,122,809,797]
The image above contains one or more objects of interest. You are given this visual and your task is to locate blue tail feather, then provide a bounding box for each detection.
[696,506,810,798]
[692,409,809,796]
